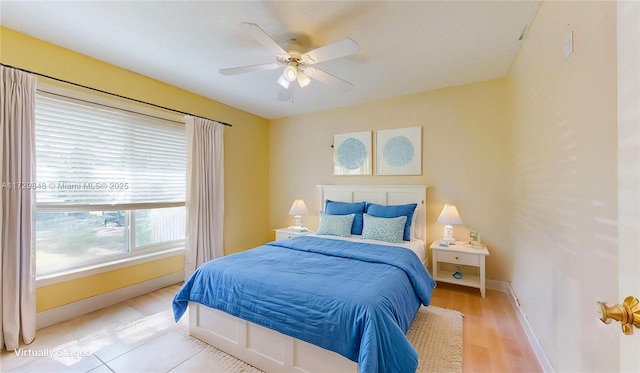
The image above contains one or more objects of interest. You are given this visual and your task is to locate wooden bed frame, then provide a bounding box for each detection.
[189,185,427,372]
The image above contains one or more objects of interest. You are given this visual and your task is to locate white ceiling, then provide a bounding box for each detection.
[1,1,540,120]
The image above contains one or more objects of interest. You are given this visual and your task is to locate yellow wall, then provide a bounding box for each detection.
[36,256,184,312]
[1,27,271,311]
[270,78,512,281]
[507,1,618,371]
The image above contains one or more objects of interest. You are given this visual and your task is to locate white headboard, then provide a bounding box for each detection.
[316,185,428,242]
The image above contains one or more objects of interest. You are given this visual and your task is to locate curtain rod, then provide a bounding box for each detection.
[1,63,232,127]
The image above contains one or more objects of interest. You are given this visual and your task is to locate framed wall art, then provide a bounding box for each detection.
[333,131,372,175]
[375,126,422,175]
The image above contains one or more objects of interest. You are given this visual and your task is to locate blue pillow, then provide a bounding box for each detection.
[365,203,417,241]
[361,214,407,244]
[316,211,355,237]
[324,200,366,235]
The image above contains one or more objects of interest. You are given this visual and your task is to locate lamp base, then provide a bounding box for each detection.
[441,224,456,243]
[288,215,308,232]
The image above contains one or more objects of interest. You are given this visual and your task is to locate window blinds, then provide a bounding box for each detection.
[35,92,186,209]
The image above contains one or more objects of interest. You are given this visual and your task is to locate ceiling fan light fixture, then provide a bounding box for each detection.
[224,22,359,100]
[297,72,311,88]
[283,65,298,82]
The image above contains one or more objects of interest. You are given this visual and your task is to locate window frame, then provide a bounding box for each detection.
[34,82,186,278]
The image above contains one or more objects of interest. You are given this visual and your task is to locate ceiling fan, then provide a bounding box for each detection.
[220,22,359,101]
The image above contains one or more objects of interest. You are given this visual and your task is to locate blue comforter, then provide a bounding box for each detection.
[173,235,436,373]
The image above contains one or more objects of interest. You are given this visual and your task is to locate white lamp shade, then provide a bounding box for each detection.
[288,199,309,216]
[277,74,290,89]
[436,204,463,226]
[297,72,311,88]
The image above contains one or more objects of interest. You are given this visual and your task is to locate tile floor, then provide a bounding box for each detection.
[0,284,234,373]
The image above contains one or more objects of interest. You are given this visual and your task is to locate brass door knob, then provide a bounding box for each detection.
[597,296,640,335]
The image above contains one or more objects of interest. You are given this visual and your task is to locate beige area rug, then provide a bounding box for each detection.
[408,305,464,373]
[170,305,463,373]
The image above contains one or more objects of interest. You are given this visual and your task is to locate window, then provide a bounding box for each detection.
[34,90,186,275]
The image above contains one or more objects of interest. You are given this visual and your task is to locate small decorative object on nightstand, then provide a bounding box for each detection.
[452,266,463,279]
[430,240,490,298]
[465,230,482,248]
[274,228,314,241]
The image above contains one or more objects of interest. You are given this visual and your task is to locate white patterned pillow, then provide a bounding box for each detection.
[316,211,355,237]
[361,213,407,243]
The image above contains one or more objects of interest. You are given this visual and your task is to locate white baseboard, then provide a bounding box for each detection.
[36,271,183,329]
[485,280,554,372]
[503,282,556,373]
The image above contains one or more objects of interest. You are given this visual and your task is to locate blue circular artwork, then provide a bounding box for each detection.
[337,137,367,170]
[383,136,414,167]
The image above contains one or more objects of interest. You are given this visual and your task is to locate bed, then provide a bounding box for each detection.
[173,185,434,373]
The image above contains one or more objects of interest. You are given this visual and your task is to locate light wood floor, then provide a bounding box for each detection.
[430,283,542,373]
[1,282,542,372]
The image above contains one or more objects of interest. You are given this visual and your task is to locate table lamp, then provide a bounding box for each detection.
[436,204,463,243]
[288,199,309,231]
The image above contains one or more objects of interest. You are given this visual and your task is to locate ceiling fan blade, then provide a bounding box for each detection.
[219,62,282,75]
[240,22,290,60]
[278,85,293,101]
[300,38,359,65]
[302,66,354,92]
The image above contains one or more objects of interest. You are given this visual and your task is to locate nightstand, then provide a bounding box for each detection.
[274,228,314,241]
[430,241,490,298]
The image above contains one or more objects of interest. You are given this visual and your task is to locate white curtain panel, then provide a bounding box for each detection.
[185,116,224,279]
[0,66,37,351]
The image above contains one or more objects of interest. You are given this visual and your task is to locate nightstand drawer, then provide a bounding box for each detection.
[437,251,480,266]
[274,229,314,241]
[276,232,296,240]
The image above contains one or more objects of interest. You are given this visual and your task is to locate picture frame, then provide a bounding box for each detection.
[470,230,480,243]
[465,230,483,248]
[375,126,422,175]
[333,131,372,175]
